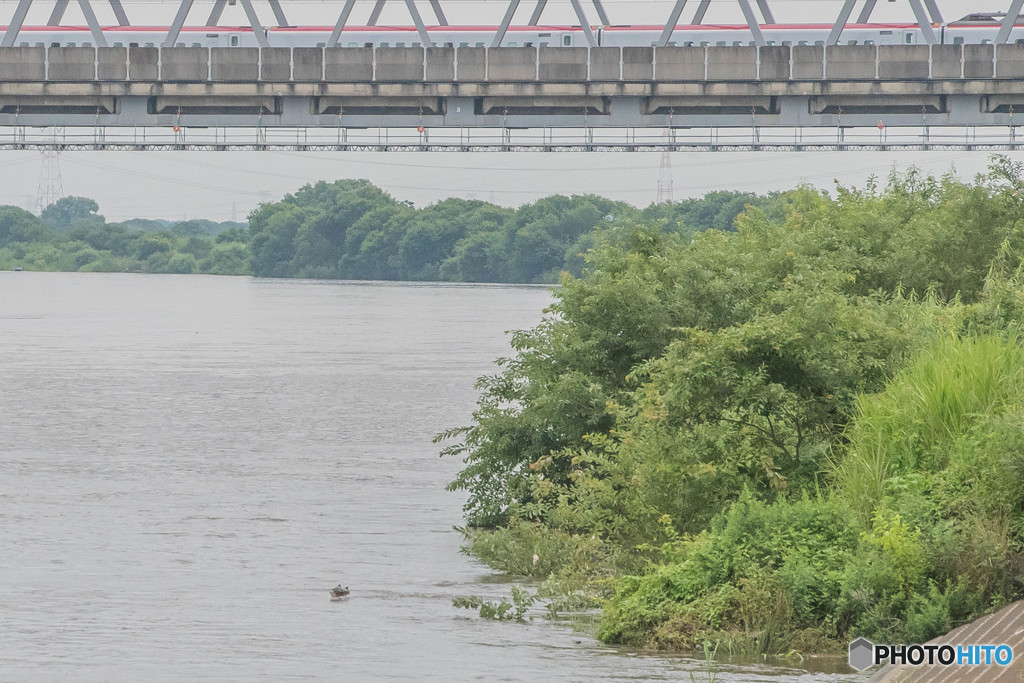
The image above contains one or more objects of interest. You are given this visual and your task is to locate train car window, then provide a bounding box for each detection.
[444,42,454,48]
[983,39,993,44]
[145,42,155,48]
[363,42,373,47]
[68,42,76,47]
[396,42,406,47]
[347,42,358,47]
[781,41,791,46]
[749,41,756,46]
[459,42,469,47]
[83,42,92,47]
[230,36,239,46]
[35,42,44,47]
[475,42,485,47]
[798,40,808,46]
[412,42,421,47]
[766,40,775,45]
[129,42,138,47]
[864,40,874,45]
[113,42,123,47]
[563,35,571,46]
[815,40,824,46]
[51,42,60,47]
[380,42,389,47]
[732,41,742,46]
[904,33,913,44]
[539,41,549,47]
[683,41,694,46]
[524,42,533,47]
[318,42,327,48]
[18,42,27,47]
[880,30,893,35]
[716,41,726,46]
[847,40,857,45]
[700,41,709,47]
[953,36,965,45]
[192,43,202,47]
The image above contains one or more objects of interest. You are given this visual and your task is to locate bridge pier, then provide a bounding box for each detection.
[443,96,477,126]
[608,96,642,128]
[777,95,811,127]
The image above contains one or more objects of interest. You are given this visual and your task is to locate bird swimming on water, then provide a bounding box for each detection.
[329,585,350,601]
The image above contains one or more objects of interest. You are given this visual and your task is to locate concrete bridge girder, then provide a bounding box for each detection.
[4,44,1024,130]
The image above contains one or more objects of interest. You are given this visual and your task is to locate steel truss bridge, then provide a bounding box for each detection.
[2,1,1024,151]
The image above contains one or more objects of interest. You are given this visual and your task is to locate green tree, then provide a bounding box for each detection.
[205,241,249,275]
[249,179,396,278]
[249,203,303,277]
[40,196,104,233]
[0,206,51,246]
[166,252,197,274]
[339,203,413,280]
[171,220,213,237]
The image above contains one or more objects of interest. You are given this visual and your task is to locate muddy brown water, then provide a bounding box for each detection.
[0,272,858,681]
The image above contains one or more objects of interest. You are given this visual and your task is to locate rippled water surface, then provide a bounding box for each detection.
[0,272,855,682]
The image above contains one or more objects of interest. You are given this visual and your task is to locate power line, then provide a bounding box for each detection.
[60,154,270,196]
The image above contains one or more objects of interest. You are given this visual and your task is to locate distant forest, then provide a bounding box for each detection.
[0,182,775,282]
[248,180,777,283]
[0,196,249,275]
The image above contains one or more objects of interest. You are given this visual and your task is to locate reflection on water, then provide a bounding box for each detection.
[0,272,856,681]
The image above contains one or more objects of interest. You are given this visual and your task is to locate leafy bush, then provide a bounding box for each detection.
[465,520,608,580]
[446,160,1024,655]
[453,586,537,622]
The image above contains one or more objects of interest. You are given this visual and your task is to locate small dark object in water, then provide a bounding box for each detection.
[329,585,350,601]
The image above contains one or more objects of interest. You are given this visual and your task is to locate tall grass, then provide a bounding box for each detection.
[834,333,1024,522]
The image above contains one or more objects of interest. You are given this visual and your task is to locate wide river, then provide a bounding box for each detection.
[0,273,854,682]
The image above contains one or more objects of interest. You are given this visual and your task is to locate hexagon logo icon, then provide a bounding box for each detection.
[849,637,875,671]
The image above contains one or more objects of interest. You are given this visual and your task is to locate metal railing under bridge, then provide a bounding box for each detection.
[6,124,1024,152]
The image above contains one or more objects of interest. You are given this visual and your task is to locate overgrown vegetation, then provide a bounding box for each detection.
[441,158,1024,655]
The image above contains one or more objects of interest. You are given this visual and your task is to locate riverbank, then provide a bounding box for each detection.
[442,159,1024,656]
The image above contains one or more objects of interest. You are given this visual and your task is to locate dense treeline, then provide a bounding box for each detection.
[2,183,771,284]
[0,196,249,275]
[248,179,772,282]
[443,158,1024,656]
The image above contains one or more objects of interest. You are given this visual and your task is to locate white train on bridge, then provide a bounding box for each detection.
[2,12,1023,49]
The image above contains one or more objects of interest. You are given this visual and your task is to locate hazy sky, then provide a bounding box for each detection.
[0,0,1014,221]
